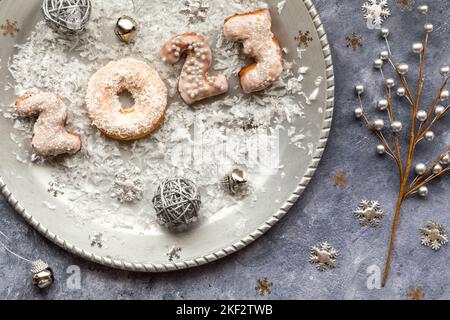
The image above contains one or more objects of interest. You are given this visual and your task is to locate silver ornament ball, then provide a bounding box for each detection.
[385,78,395,88]
[397,64,409,75]
[42,0,91,36]
[31,260,54,289]
[115,16,138,43]
[424,23,434,33]
[433,164,443,174]
[391,121,403,133]
[355,84,364,95]
[424,131,435,142]
[377,144,386,155]
[440,66,450,77]
[354,107,364,119]
[418,186,429,197]
[373,119,385,131]
[416,110,428,122]
[374,59,384,70]
[397,87,406,97]
[377,99,388,111]
[152,177,201,230]
[440,90,449,101]
[415,163,427,176]
[412,43,423,54]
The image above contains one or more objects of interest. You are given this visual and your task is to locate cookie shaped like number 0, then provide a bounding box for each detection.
[15,92,81,157]
[161,32,229,105]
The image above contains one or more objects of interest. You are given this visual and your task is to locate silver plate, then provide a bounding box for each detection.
[0,0,334,272]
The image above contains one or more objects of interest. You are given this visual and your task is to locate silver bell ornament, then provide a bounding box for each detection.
[222,168,248,194]
[115,15,138,43]
[152,177,201,230]
[31,260,54,289]
[42,0,91,36]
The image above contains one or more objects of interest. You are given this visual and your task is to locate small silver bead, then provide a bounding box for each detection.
[441,153,450,165]
[374,59,384,69]
[418,186,429,197]
[373,119,385,131]
[354,107,364,119]
[440,66,450,77]
[418,5,429,15]
[415,163,427,175]
[377,144,386,155]
[412,43,423,54]
[424,131,435,142]
[381,28,389,38]
[397,64,409,75]
[397,87,406,97]
[385,78,395,88]
[355,84,364,95]
[377,99,388,111]
[416,110,428,122]
[435,105,445,115]
[391,121,403,133]
[424,23,434,33]
[433,164,443,174]
[380,51,389,60]
[440,90,449,101]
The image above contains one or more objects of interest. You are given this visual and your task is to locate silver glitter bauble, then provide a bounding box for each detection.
[381,28,389,38]
[418,186,429,197]
[424,131,435,142]
[416,110,428,122]
[377,144,386,155]
[377,99,388,111]
[440,66,450,77]
[398,64,409,75]
[222,168,248,194]
[424,23,434,33]
[31,260,54,289]
[354,107,364,119]
[42,0,91,36]
[115,16,138,43]
[380,51,389,60]
[412,43,423,54]
[373,119,385,131]
[418,5,429,15]
[355,84,364,95]
[440,90,449,101]
[435,105,445,115]
[433,164,443,174]
[397,87,406,97]
[152,177,201,229]
[374,59,383,70]
[391,121,403,133]
[415,163,427,176]
[385,78,395,88]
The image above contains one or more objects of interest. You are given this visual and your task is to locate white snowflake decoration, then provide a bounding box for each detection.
[361,0,391,29]
[309,242,338,271]
[89,232,104,248]
[354,200,385,227]
[420,221,448,251]
[179,0,209,23]
[166,245,182,261]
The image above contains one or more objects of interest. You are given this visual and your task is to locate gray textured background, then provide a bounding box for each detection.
[1,0,449,300]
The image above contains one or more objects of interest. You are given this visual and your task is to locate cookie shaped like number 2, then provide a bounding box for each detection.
[15,92,81,157]
[161,32,229,105]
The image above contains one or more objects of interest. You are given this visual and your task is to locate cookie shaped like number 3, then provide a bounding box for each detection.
[224,9,283,93]
[15,92,81,157]
[161,33,229,105]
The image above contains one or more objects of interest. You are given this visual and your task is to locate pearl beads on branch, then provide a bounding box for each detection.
[412,43,423,54]
[418,186,429,197]
[377,99,388,111]
[355,85,364,95]
[374,59,383,69]
[380,51,389,60]
[377,144,386,155]
[391,121,403,133]
[440,66,450,77]
[418,5,429,15]
[415,163,427,175]
[373,119,385,131]
[397,87,406,97]
[385,78,395,88]
[424,131,435,142]
[424,23,434,33]
[440,90,449,101]
[435,105,445,115]
[381,28,389,39]
[433,164,443,174]
[416,110,428,122]
[397,64,409,75]
[354,107,364,119]
[441,153,450,165]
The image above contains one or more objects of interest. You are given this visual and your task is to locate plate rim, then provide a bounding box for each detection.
[0,0,334,272]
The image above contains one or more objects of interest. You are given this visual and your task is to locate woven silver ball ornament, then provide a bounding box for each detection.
[42,0,91,36]
[152,178,201,229]
[31,260,54,289]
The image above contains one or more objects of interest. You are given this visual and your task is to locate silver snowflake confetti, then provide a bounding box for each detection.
[111,168,144,203]
[47,179,65,197]
[255,278,273,296]
[89,232,104,248]
[166,245,182,261]
[354,200,385,227]
[420,221,448,251]
[309,242,338,271]
[179,0,209,23]
[361,0,391,29]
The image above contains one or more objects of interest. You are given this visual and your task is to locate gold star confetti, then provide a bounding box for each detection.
[332,171,348,189]
[407,286,424,300]
[295,30,313,48]
[346,33,363,50]
[395,0,415,11]
[1,19,19,37]
[255,278,273,296]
